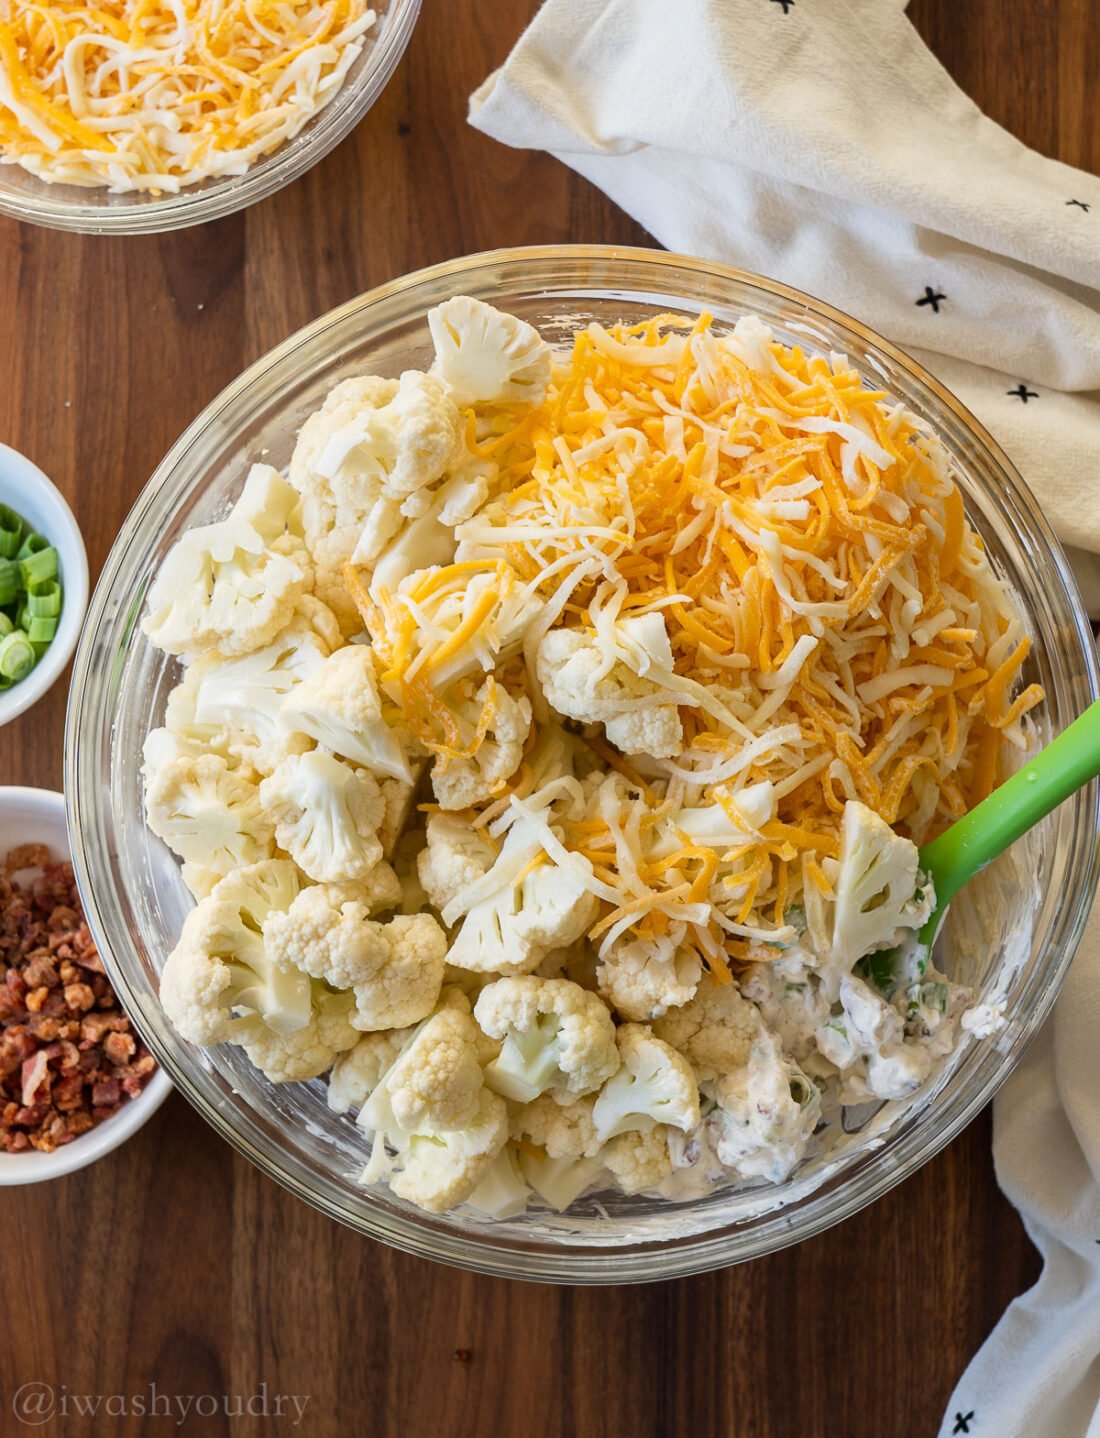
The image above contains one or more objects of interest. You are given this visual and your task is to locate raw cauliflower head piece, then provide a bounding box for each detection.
[259,751,385,883]
[240,987,361,1084]
[465,1145,529,1220]
[474,976,620,1104]
[416,811,497,912]
[278,643,413,782]
[651,976,764,1082]
[145,753,274,879]
[387,1087,510,1215]
[290,370,461,564]
[428,296,551,409]
[264,886,447,1031]
[143,467,312,659]
[431,679,532,811]
[377,371,463,506]
[443,823,601,977]
[369,1008,486,1134]
[159,860,309,1046]
[327,1027,416,1115]
[591,1023,700,1143]
[597,927,703,1023]
[825,800,934,968]
[604,1125,675,1196]
[518,1149,606,1213]
[377,775,417,861]
[191,600,342,775]
[535,627,683,759]
[515,1092,602,1159]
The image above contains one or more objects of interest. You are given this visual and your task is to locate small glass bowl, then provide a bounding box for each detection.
[0,0,420,235]
[65,247,1100,1281]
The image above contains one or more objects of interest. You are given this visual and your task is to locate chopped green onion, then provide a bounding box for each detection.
[18,544,58,588]
[16,533,47,561]
[0,630,36,683]
[0,506,22,560]
[25,616,58,646]
[0,558,18,607]
[0,505,63,687]
[25,580,61,618]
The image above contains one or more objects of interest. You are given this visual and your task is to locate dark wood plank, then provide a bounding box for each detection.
[0,0,1090,1433]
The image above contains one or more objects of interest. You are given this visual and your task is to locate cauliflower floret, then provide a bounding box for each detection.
[597,926,703,1022]
[444,823,600,976]
[465,1146,529,1219]
[824,800,934,974]
[431,680,532,810]
[591,1023,701,1142]
[518,1149,606,1212]
[343,861,404,914]
[363,1008,486,1134]
[652,977,764,1081]
[264,885,447,1031]
[260,751,385,883]
[365,506,456,601]
[387,1088,509,1215]
[428,296,551,408]
[416,811,497,911]
[377,776,416,860]
[143,465,311,659]
[327,1027,416,1114]
[515,1092,601,1159]
[711,1028,821,1183]
[475,976,620,1103]
[377,371,464,508]
[535,628,683,759]
[240,988,360,1083]
[434,445,494,527]
[159,860,308,1045]
[190,600,341,775]
[604,1125,674,1195]
[145,753,273,879]
[279,643,412,782]
[291,370,461,568]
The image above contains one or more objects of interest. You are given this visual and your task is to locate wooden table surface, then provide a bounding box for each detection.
[1,1,1094,1433]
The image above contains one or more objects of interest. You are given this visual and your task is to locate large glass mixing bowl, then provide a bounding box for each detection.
[65,248,1100,1281]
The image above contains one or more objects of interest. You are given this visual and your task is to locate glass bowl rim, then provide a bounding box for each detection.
[0,0,421,236]
[65,244,1100,1281]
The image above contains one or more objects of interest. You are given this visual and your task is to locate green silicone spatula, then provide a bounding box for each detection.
[915,698,1100,956]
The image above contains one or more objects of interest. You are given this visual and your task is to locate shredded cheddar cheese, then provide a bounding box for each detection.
[351,310,1042,982]
[0,0,376,192]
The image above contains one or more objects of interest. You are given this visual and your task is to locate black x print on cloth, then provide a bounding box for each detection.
[953,1415,975,1436]
[916,286,946,313]
[1008,383,1038,402]
[770,0,794,11]
[1067,199,1091,211]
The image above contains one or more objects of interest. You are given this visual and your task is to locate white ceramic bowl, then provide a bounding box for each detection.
[0,787,171,1185]
[0,446,89,729]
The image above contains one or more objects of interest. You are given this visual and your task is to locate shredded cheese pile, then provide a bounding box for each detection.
[0,0,376,192]
[355,312,1042,981]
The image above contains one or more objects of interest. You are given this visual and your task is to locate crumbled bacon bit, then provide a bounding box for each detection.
[0,853,157,1153]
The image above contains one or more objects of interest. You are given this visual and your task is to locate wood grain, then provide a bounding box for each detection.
[0,0,1092,1432]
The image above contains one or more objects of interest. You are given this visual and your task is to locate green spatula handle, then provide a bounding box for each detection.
[919,697,1100,913]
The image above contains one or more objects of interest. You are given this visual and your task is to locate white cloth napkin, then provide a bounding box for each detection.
[469,0,1100,615]
[469,4,1100,1433]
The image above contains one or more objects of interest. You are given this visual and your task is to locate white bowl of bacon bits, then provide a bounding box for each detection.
[0,788,171,1183]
